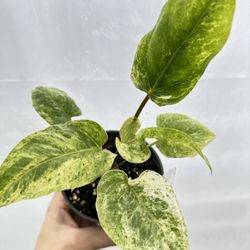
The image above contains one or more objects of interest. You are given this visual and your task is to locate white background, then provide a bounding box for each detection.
[0,1,249,249]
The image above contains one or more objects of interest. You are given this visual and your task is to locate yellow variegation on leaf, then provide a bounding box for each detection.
[0,120,116,208]
[137,127,212,174]
[115,137,151,164]
[32,86,82,125]
[96,170,189,250]
[119,117,141,143]
[157,113,215,149]
[131,0,235,106]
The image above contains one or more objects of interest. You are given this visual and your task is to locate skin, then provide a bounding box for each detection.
[35,192,114,250]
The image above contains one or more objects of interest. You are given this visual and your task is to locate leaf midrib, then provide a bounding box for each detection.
[0,147,100,196]
[0,122,105,193]
[149,1,212,94]
[128,181,164,231]
[138,127,212,172]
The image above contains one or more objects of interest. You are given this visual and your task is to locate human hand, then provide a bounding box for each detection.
[35,192,114,250]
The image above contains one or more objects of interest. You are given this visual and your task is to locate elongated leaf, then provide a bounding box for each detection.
[157,113,215,148]
[120,117,141,143]
[131,0,235,106]
[137,127,212,173]
[115,138,150,163]
[96,170,189,250]
[0,120,116,208]
[32,86,82,125]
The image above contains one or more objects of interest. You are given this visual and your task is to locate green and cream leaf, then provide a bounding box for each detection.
[137,127,212,173]
[115,138,150,164]
[120,117,141,143]
[96,170,189,250]
[0,120,116,208]
[131,0,235,106]
[157,113,215,149]
[32,86,82,125]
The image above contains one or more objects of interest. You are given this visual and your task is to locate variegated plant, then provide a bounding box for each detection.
[0,0,235,249]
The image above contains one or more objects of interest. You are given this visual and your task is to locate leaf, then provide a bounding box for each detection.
[32,86,82,125]
[131,0,235,106]
[115,138,150,164]
[137,127,212,173]
[96,170,189,250]
[157,113,215,149]
[120,117,141,143]
[116,117,150,163]
[0,120,116,208]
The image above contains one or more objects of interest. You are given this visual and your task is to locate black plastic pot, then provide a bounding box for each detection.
[63,130,164,224]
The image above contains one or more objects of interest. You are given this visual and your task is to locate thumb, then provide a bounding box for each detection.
[47,192,78,227]
[76,226,114,249]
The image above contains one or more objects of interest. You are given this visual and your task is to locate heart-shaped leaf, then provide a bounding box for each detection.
[157,113,215,149]
[96,170,189,250]
[32,86,82,125]
[137,127,212,173]
[0,120,116,208]
[131,0,235,106]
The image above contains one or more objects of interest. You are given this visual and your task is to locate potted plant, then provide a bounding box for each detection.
[0,0,235,249]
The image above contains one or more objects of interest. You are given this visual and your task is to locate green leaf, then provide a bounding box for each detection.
[120,117,141,143]
[115,138,150,164]
[32,86,82,125]
[116,117,150,164]
[157,113,215,149]
[0,120,116,208]
[131,0,235,106]
[96,170,189,250]
[137,127,212,173]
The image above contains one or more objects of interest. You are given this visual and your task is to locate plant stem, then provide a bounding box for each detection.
[134,95,150,119]
[147,141,157,148]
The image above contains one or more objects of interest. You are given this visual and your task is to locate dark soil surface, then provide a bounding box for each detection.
[64,131,162,220]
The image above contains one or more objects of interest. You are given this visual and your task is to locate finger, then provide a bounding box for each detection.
[51,193,98,228]
[47,192,79,227]
[78,219,96,228]
[70,212,97,228]
[48,192,69,213]
[77,226,114,249]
